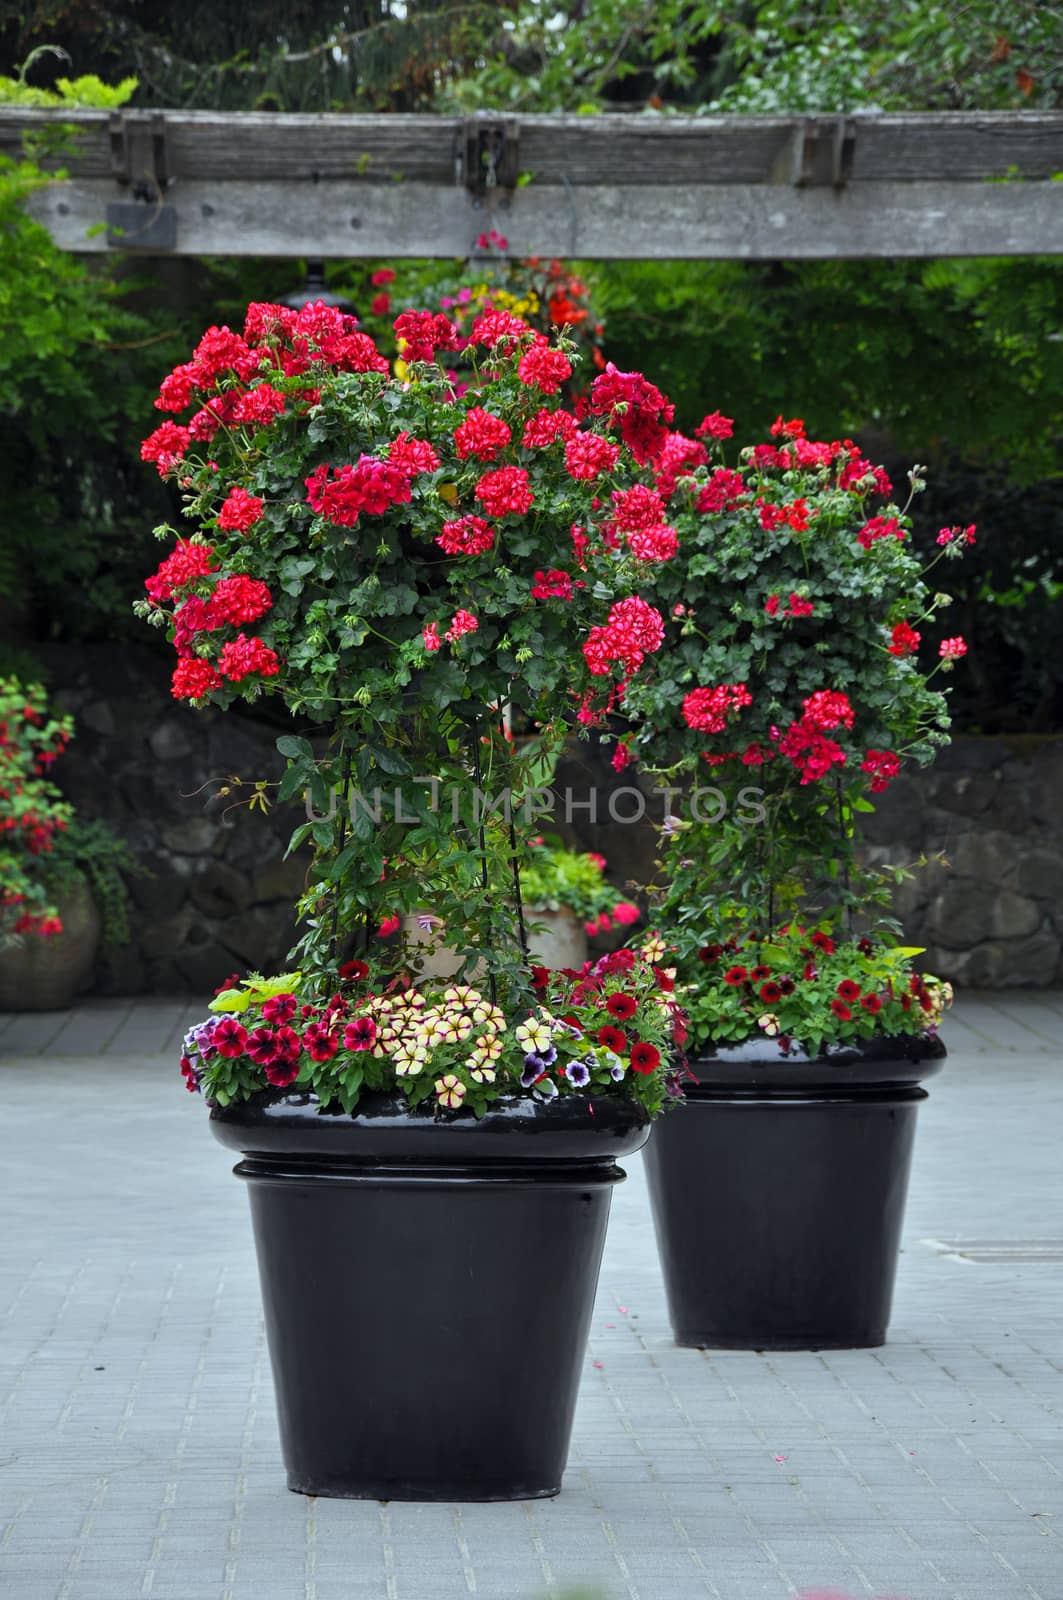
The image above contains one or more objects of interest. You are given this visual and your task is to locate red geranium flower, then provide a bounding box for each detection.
[606,993,638,1021]
[629,1042,661,1075]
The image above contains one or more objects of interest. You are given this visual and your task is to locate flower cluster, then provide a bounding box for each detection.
[136,302,672,727]
[181,952,681,1118]
[0,679,74,941]
[683,928,953,1056]
[520,839,642,937]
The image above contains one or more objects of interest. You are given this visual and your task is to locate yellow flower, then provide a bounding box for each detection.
[515,1018,552,1053]
[467,1062,496,1084]
[472,1033,503,1061]
[393,358,409,381]
[444,984,479,1005]
[435,1074,466,1108]
[394,1042,428,1077]
[642,935,666,963]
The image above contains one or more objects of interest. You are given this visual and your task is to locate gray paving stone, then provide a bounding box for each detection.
[2,993,1063,1600]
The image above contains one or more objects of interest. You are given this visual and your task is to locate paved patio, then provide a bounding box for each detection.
[1,992,1061,1600]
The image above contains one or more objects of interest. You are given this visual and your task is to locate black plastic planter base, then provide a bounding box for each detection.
[212,1091,648,1501]
[644,1034,945,1352]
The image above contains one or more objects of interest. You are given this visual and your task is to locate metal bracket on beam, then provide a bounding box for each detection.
[775,117,855,189]
[456,117,521,194]
[106,111,177,250]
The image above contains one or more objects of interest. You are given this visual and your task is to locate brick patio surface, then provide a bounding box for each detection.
[1,992,1061,1600]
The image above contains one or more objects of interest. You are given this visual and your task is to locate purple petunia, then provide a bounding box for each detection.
[565,1061,591,1087]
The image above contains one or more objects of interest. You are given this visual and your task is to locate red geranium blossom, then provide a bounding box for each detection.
[517,342,573,394]
[217,486,265,534]
[475,466,534,517]
[170,659,222,700]
[437,516,495,557]
[889,621,921,657]
[454,408,512,462]
[218,634,280,683]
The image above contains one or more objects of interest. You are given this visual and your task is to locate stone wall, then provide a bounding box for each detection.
[45,644,306,996]
[35,644,1063,996]
[862,735,1063,987]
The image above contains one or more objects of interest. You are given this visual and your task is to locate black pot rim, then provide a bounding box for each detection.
[681,1030,946,1096]
[209,1087,651,1165]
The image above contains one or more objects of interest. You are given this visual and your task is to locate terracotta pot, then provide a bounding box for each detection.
[526,906,588,970]
[0,876,101,1011]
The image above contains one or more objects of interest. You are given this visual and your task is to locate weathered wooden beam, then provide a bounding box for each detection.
[22,176,1063,259]
[3,108,1062,258]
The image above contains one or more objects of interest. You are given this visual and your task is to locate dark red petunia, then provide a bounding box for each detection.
[339,959,369,982]
[723,965,748,986]
[861,993,883,1014]
[343,1016,378,1051]
[606,993,638,1021]
[262,992,298,1024]
[699,944,722,964]
[831,999,853,1022]
[778,976,796,995]
[303,1021,338,1062]
[751,964,772,982]
[652,965,675,992]
[211,1017,249,1059]
[597,1024,628,1053]
[837,979,862,1002]
[629,1042,661,1075]
[530,965,551,991]
[811,932,835,954]
[759,981,782,1003]
[264,1058,300,1088]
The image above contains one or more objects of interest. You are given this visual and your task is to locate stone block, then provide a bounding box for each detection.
[188,861,253,919]
[1014,848,1063,903]
[933,931,1061,987]
[149,718,197,762]
[948,829,1023,885]
[928,770,1000,816]
[161,818,219,854]
[927,880,1042,948]
[215,905,297,970]
[252,853,312,903]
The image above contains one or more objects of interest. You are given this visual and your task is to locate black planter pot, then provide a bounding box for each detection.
[211,1089,649,1500]
[643,1033,945,1351]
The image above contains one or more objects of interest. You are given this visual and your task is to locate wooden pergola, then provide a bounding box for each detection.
[2,107,1062,259]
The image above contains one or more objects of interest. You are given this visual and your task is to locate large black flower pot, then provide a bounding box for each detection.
[642,1034,945,1351]
[211,1089,649,1500]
